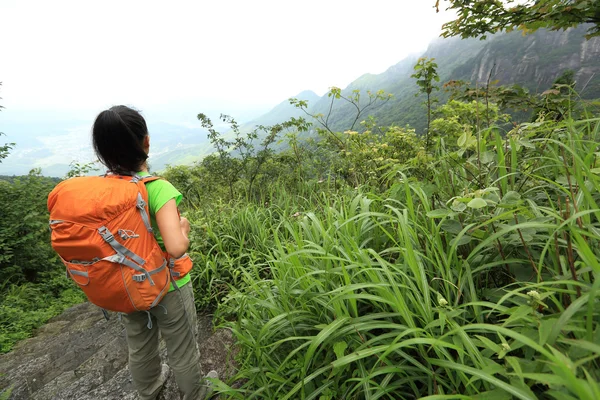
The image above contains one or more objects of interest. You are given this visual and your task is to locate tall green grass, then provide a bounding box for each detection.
[196,117,600,399]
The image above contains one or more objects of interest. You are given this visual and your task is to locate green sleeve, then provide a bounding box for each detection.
[145,179,183,216]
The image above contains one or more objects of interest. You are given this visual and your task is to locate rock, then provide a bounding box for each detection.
[0,302,238,400]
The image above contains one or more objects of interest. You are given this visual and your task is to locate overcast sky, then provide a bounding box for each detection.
[0,0,452,123]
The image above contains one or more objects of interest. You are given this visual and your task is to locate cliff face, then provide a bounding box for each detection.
[300,26,600,133]
[0,303,236,400]
[463,26,600,96]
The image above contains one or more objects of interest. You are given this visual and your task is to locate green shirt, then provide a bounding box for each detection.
[138,171,191,291]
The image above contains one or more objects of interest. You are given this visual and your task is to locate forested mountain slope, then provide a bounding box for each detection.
[254,25,600,134]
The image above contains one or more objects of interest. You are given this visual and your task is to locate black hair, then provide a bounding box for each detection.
[92,105,149,175]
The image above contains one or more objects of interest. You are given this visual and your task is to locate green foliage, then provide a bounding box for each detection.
[0,272,84,352]
[430,100,508,154]
[0,171,60,284]
[203,110,600,399]
[2,20,600,400]
[437,0,600,39]
[0,83,12,163]
[195,113,307,201]
[289,87,393,151]
[0,171,87,353]
[0,386,12,400]
[167,83,600,399]
[64,160,99,179]
[0,133,14,164]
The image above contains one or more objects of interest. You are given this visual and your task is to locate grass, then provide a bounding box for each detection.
[183,115,600,399]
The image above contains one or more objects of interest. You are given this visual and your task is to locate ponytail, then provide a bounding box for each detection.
[92,105,149,175]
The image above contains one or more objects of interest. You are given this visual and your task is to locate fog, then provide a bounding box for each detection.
[0,0,453,175]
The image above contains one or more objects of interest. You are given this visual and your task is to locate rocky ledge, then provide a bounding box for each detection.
[0,302,237,400]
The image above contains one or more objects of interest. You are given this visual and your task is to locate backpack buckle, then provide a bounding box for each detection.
[133,274,147,282]
[98,227,115,242]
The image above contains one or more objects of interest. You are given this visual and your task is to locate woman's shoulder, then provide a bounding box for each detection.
[146,176,181,196]
[144,176,183,211]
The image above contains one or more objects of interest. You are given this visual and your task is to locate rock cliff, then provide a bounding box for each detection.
[0,303,236,400]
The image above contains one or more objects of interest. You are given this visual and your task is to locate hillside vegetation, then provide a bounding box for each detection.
[156,71,600,399]
[1,6,600,399]
[248,25,600,138]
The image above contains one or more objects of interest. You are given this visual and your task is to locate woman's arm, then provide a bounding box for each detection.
[155,199,190,258]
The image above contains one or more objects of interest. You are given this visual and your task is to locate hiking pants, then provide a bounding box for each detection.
[122,283,203,400]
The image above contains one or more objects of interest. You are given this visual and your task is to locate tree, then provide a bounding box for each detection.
[64,161,99,179]
[0,170,58,284]
[197,113,304,200]
[0,83,15,163]
[435,0,600,39]
[289,87,392,151]
[0,133,13,164]
[411,57,440,152]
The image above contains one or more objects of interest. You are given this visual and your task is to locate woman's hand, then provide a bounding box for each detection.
[179,216,191,237]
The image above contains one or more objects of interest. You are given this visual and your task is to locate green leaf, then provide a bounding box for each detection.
[427,209,453,218]
[450,235,472,246]
[467,198,487,209]
[333,341,347,360]
[430,359,537,400]
[451,199,467,212]
[500,191,522,206]
[539,318,557,346]
[441,219,464,234]
[458,131,468,147]
[472,388,513,400]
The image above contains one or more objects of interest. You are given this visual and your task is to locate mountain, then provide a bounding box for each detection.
[234,90,320,135]
[284,25,600,134]
[453,25,600,97]
[3,27,597,176]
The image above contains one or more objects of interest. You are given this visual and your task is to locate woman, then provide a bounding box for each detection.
[92,105,217,400]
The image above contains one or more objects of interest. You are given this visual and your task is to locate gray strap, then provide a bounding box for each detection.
[117,254,155,285]
[149,259,167,276]
[100,251,154,285]
[130,175,142,184]
[136,193,153,233]
[149,275,170,308]
[157,304,167,315]
[170,269,181,291]
[167,258,180,277]
[98,226,145,265]
[133,259,167,282]
[68,269,88,277]
[145,311,153,329]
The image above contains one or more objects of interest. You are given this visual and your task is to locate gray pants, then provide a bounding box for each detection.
[122,283,203,400]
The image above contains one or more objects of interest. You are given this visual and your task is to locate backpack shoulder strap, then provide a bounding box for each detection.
[143,176,162,184]
[127,175,162,232]
[130,174,162,184]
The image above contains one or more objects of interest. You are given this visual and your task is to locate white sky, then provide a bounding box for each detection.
[0,0,452,121]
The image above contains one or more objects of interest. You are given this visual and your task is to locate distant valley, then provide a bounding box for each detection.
[1,25,598,177]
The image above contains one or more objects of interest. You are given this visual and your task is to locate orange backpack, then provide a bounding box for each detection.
[47,174,171,314]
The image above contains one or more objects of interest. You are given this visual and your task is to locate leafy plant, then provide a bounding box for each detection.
[436,0,600,39]
[412,57,440,152]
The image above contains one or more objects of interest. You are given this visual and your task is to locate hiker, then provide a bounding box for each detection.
[49,105,216,400]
